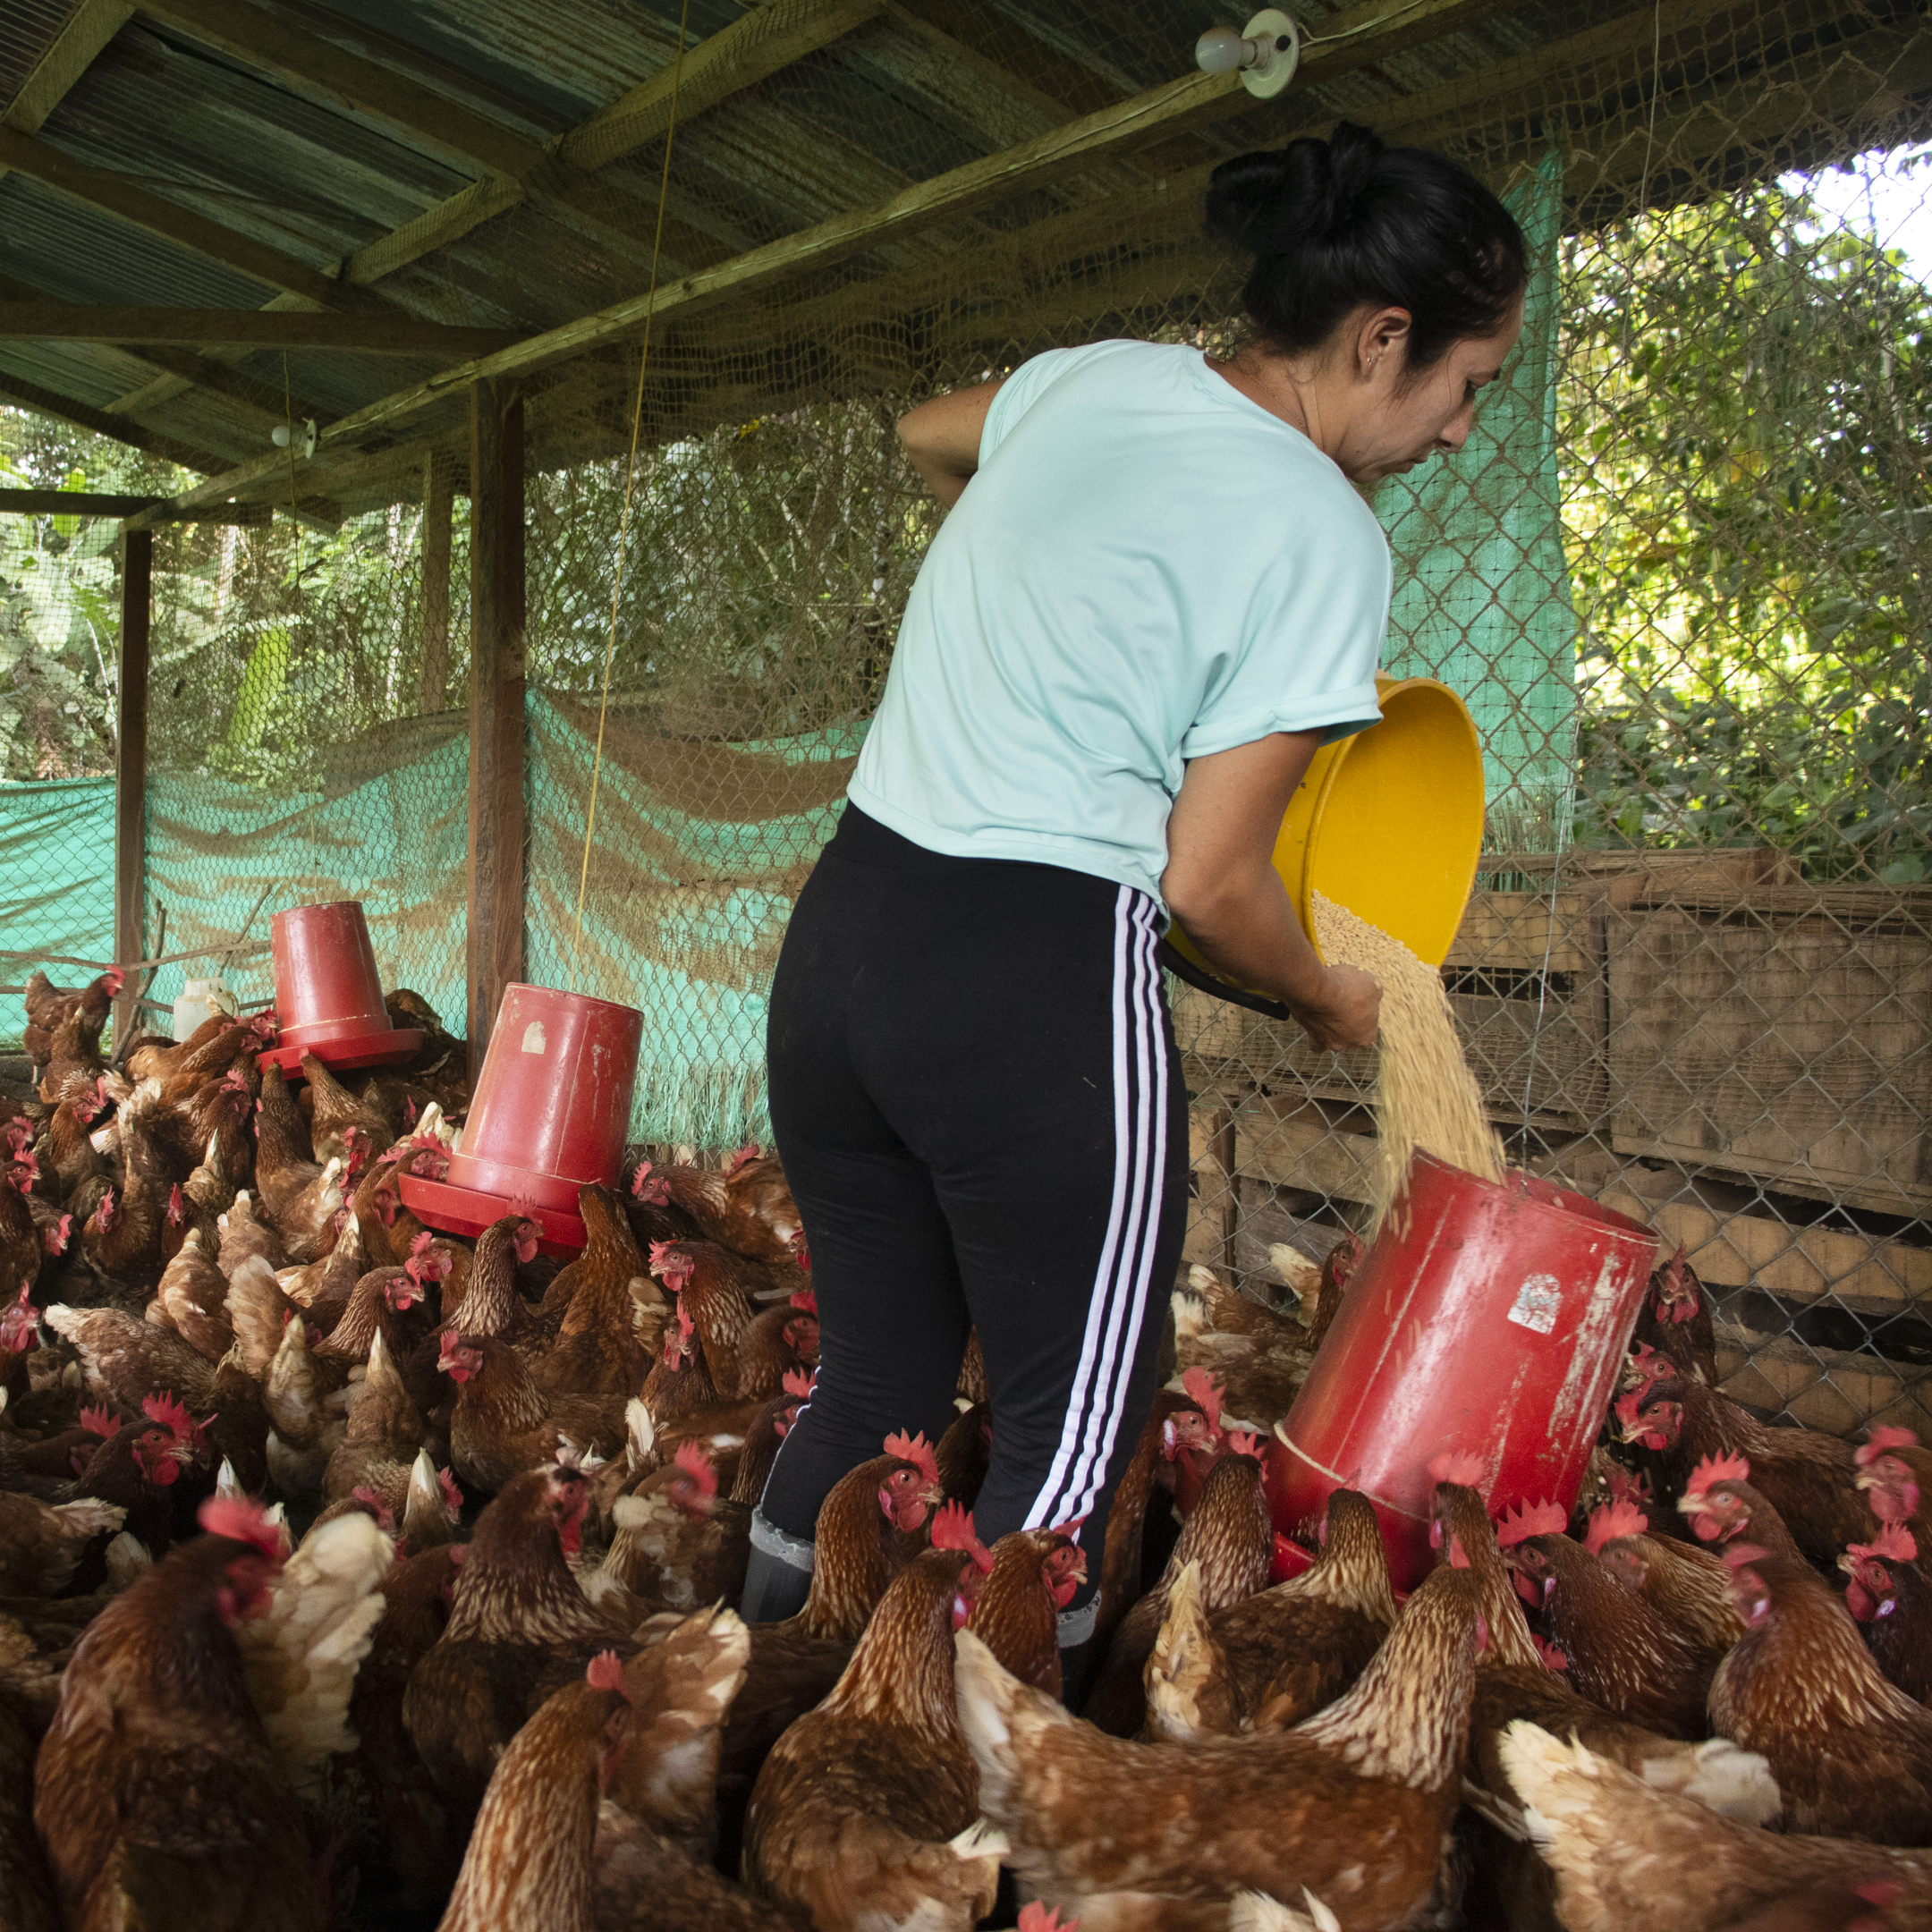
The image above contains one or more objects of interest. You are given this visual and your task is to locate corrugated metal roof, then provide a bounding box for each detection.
[0,0,71,104]
[0,0,1924,497]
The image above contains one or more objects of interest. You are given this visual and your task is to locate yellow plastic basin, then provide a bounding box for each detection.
[1166,674,1485,1004]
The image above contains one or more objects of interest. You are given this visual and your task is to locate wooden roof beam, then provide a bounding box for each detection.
[0,268,330,428]
[0,368,228,471]
[134,0,747,277]
[0,304,521,354]
[0,0,132,152]
[0,486,267,521]
[0,124,372,313]
[562,0,889,172]
[126,0,1513,513]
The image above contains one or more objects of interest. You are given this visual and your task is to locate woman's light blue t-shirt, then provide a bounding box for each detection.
[848,340,1392,908]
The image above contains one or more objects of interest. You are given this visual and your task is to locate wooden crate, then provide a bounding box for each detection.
[1606,885,1932,1217]
[1713,1326,1932,1436]
[1549,1148,1932,1318]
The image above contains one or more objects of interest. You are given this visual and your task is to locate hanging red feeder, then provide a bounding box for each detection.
[399,983,642,1255]
[1265,1152,1657,1591]
[257,901,422,1075]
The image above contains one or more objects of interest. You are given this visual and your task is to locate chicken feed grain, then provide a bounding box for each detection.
[1310,893,1505,1233]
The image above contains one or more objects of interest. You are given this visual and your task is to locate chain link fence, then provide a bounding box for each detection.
[3,4,1928,1437]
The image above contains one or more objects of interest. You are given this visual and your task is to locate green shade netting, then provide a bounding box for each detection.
[140,716,470,1027]
[1378,149,1576,826]
[0,776,115,1042]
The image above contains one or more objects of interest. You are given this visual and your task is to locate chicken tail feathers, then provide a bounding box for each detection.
[1641,1734,1782,1825]
[1232,1891,1342,1932]
[953,1628,1070,1830]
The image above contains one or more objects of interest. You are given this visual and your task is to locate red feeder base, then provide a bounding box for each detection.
[258,1028,423,1077]
[258,901,422,1077]
[398,1172,586,1258]
[399,984,643,1258]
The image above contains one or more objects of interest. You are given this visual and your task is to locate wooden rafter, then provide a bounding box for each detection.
[0,125,368,313]
[135,0,1513,513]
[0,304,521,354]
[0,487,267,521]
[0,369,228,471]
[0,0,131,147]
[32,0,884,438]
[0,269,326,431]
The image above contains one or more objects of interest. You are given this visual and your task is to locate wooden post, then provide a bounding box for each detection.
[112,528,152,1049]
[419,449,455,715]
[467,381,525,1064]
[1208,1106,1240,1276]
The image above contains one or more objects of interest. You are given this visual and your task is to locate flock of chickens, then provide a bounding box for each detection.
[2,966,1931,1932]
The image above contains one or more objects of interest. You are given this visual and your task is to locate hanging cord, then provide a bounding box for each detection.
[566,0,694,994]
[282,349,321,909]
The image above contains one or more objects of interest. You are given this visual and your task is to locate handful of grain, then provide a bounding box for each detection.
[1311,892,1504,1232]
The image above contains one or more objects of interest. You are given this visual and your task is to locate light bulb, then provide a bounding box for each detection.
[271,423,292,448]
[1195,25,1247,74]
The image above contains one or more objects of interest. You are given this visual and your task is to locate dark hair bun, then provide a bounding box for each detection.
[1203,123,1526,372]
[1205,125,1387,256]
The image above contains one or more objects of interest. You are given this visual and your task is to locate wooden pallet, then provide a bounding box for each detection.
[1546,1148,1932,1318]
[1606,884,1932,1218]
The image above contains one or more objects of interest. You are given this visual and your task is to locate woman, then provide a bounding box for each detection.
[744,123,1527,1683]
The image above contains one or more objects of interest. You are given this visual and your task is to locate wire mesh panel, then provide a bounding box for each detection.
[0,0,1927,1440]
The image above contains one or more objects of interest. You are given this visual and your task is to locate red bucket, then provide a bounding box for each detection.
[1266,1152,1657,1590]
[399,983,641,1254]
[258,901,421,1074]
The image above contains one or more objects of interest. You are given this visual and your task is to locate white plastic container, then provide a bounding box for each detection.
[173,976,239,1039]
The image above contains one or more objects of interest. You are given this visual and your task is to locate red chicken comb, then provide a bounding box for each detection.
[648,1239,692,1277]
[884,1429,940,1487]
[1495,1500,1567,1548]
[141,1392,196,1443]
[1856,1425,1920,1467]
[672,1439,718,1503]
[78,1405,121,1439]
[1428,1451,1486,1488]
[403,1095,419,1127]
[1179,1366,1224,1433]
[1605,1463,1652,1505]
[790,1286,818,1314]
[929,1500,994,1572]
[1721,1539,1770,1571]
[1017,1906,1076,1932]
[1847,1523,1919,1565]
[585,1651,627,1695]
[350,1486,398,1531]
[724,1143,762,1175]
[782,1368,815,1399]
[1685,1452,1751,1496]
[1584,1500,1648,1553]
[1531,1632,1569,1673]
[438,1466,464,1517]
[1224,1430,1261,1460]
[198,1495,284,1559]
[45,1210,72,1256]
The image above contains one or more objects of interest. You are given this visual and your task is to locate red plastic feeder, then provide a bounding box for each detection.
[257,901,422,1075]
[1265,1151,1658,1591]
[400,983,641,1255]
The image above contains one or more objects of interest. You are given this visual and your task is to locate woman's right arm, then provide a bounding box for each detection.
[1164,733,1381,1052]
[897,378,1006,507]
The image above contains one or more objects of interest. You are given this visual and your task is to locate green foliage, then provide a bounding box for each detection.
[0,415,189,781]
[1560,156,1932,880]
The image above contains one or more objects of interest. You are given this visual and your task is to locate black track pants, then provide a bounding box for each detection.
[756,805,1189,1641]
